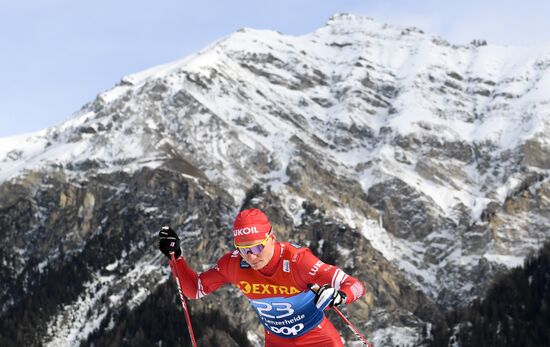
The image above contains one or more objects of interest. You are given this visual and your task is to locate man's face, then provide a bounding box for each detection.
[236,235,276,270]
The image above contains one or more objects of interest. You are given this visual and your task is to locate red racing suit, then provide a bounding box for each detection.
[170,241,365,347]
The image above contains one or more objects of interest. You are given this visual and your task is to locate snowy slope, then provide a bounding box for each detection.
[3,15,550,201]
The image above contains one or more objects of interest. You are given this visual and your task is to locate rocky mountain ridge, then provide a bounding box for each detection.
[1,13,550,346]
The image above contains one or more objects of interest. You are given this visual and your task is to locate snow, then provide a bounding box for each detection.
[2,13,549,192]
[350,211,400,265]
[247,331,262,347]
[98,85,130,103]
[38,259,49,273]
[494,175,523,202]
[369,325,420,347]
[2,15,545,259]
[280,194,306,226]
[44,253,168,346]
[44,273,111,347]
[128,287,150,308]
[105,260,118,271]
[483,253,524,268]
[0,131,49,181]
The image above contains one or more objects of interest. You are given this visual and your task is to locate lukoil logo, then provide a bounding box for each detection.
[234,226,259,236]
[308,260,324,276]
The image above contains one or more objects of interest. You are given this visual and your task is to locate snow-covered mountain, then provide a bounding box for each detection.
[2,13,550,346]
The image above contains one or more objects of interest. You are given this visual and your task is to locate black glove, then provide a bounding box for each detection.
[309,284,347,309]
[158,226,182,259]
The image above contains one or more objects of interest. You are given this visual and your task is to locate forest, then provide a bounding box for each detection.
[430,240,550,347]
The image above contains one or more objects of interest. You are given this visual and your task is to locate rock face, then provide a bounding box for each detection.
[1,13,550,346]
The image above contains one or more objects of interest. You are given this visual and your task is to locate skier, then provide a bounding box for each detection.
[159,208,365,347]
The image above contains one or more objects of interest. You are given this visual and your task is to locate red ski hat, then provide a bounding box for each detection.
[233,208,272,245]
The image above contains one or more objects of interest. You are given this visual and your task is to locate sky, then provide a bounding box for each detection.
[1,0,549,137]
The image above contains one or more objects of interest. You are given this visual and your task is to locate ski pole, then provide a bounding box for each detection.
[169,252,198,347]
[333,306,373,347]
[309,284,373,346]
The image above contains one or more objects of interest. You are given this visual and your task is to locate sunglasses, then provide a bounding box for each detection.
[235,234,271,256]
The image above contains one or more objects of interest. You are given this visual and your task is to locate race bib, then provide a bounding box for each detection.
[249,291,324,338]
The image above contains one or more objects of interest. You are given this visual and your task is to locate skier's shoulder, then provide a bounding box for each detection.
[280,242,324,272]
[217,250,242,267]
[280,241,310,260]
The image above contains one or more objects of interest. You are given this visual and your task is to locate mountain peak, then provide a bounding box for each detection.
[323,13,425,38]
[327,12,375,24]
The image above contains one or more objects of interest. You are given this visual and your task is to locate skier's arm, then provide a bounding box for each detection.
[159,226,231,299]
[169,254,231,299]
[294,249,365,304]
